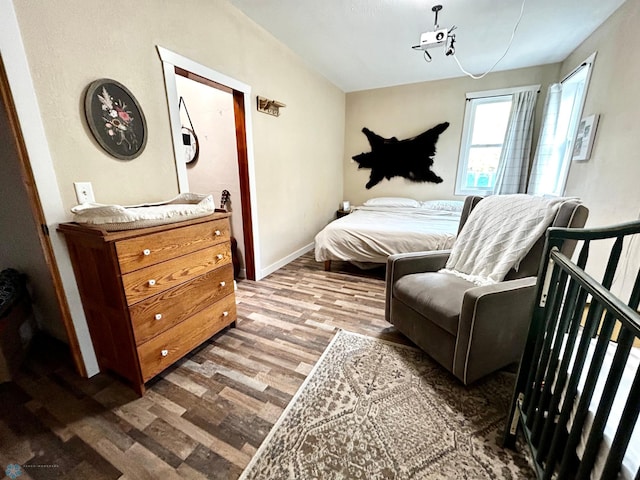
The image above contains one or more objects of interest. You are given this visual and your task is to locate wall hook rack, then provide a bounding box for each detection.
[257,96,286,117]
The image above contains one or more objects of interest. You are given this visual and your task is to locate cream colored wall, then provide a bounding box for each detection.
[176,76,246,274]
[561,0,640,298]
[1,0,99,374]
[13,0,345,274]
[344,64,561,206]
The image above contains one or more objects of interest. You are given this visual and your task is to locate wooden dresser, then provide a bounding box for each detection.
[58,213,236,395]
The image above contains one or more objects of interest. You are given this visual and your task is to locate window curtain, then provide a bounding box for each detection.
[527,83,563,195]
[492,89,538,195]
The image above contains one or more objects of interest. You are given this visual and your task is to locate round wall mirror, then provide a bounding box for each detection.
[182,126,199,165]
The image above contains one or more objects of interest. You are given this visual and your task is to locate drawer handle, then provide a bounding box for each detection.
[143,249,151,256]
[214,230,221,236]
[220,281,226,287]
[223,311,229,317]
[217,254,224,260]
[148,279,156,286]
[155,313,162,321]
[161,349,168,357]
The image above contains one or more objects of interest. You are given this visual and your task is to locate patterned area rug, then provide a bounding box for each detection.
[240,330,534,479]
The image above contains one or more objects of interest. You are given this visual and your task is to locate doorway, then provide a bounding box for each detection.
[174,69,251,279]
[0,55,86,376]
[157,47,260,280]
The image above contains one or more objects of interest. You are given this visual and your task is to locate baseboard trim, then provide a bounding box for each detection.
[260,242,314,279]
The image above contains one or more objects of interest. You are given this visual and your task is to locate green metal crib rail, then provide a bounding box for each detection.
[504,220,640,480]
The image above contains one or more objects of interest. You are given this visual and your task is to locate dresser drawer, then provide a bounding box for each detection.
[116,218,230,274]
[137,293,236,381]
[59,213,236,396]
[129,263,234,345]
[122,243,230,305]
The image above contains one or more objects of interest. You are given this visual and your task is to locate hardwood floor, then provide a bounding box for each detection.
[0,253,409,479]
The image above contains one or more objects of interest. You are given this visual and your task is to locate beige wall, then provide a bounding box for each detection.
[13,0,345,274]
[344,64,561,206]
[561,0,640,297]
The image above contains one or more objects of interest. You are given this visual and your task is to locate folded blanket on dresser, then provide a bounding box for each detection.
[440,194,570,285]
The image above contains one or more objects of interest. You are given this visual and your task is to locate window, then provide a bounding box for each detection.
[455,94,512,195]
[527,54,595,196]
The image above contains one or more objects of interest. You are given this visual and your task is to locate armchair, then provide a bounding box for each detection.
[385,195,588,385]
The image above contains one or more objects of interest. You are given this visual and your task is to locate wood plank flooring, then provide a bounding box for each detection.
[0,253,409,479]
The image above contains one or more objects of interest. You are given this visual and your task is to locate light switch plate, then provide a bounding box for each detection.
[74,182,95,204]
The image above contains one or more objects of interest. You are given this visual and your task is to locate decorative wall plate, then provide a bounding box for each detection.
[84,79,147,160]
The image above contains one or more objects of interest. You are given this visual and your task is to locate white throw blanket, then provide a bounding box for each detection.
[441,194,571,285]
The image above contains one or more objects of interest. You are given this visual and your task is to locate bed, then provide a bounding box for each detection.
[503,219,640,480]
[314,197,464,271]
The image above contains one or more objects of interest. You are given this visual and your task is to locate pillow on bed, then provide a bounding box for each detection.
[420,200,464,212]
[363,197,420,208]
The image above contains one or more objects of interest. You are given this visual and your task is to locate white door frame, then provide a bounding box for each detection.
[157,46,263,280]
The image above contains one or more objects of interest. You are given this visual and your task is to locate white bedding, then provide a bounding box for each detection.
[314,205,461,265]
[556,333,640,479]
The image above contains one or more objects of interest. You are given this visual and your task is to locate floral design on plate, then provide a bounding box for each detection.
[84,79,147,160]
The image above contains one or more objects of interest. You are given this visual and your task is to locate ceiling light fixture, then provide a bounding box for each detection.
[412,0,527,80]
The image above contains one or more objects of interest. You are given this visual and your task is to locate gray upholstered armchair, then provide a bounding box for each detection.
[385,195,588,385]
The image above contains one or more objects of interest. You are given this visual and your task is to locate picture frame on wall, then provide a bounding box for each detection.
[84,79,147,160]
[572,114,600,161]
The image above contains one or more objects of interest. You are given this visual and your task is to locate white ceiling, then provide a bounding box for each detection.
[227,0,627,92]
